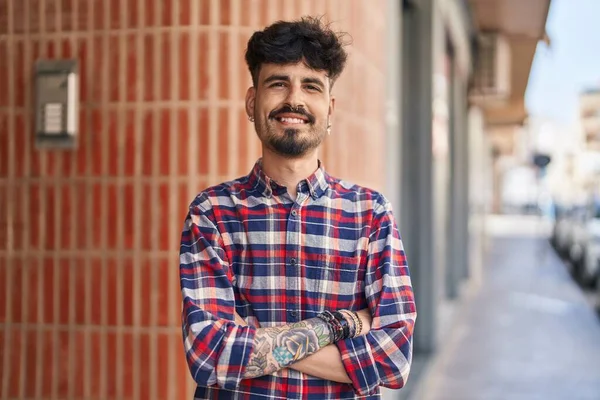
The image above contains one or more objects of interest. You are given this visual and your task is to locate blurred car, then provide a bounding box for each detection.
[577,201,600,287]
[551,205,573,257]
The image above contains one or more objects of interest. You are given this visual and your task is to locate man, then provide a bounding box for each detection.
[179,17,416,399]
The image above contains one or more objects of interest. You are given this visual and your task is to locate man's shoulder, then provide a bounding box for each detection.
[188,176,251,211]
[326,175,389,210]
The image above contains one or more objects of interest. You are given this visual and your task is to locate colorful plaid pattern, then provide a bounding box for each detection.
[179,160,416,399]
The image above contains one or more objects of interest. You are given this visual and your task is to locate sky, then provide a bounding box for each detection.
[525,0,600,124]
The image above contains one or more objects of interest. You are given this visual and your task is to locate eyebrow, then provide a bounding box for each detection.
[263,74,326,89]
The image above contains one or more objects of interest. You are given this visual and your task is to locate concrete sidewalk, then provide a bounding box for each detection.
[410,217,600,400]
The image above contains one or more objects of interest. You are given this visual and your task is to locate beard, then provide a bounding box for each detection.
[260,122,326,157]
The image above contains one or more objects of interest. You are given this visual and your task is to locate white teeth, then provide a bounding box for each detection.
[279,117,305,124]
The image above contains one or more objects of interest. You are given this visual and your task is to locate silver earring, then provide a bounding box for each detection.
[248,116,254,122]
[327,124,332,135]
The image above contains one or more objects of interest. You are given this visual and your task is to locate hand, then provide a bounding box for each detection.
[355,308,372,336]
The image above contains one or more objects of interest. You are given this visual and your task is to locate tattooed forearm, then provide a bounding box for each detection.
[242,317,332,379]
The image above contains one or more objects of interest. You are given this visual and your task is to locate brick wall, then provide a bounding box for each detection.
[0,0,387,398]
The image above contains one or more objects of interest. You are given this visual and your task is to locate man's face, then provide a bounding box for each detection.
[245,62,335,158]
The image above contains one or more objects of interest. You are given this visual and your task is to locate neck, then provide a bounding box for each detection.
[260,148,320,199]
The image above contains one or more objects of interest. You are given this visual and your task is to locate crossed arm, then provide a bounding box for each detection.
[233,310,372,383]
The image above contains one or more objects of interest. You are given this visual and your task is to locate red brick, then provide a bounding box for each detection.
[144,0,155,27]
[122,333,135,397]
[56,331,70,397]
[14,113,26,179]
[107,110,119,176]
[46,40,56,58]
[90,108,103,176]
[179,181,190,219]
[179,32,190,101]
[77,38,88,103]
[105,258,118,325]
[60,184,72,249]
[105,332,118,397]
[124,110,136,176]
[42,257,55,323]
[107,35,121,101]
[24,258,39,323]
[200,0,210,25]
[178,108,189,175]
[58,258,70,324]
[218,32,230,99]
[218,107,229,176]
[12,184,24,251]
[0,42,8,107]
[161,32,171,100]
[73,258,86,324]
[140,184,153,250]
[71,331,86,397]
[29,184,40,249]
[106,184,118,249]
[0,258,5,323]
[14,40,25,107]
[159,109,171,176]
[45,186,56,250]
[76,109,87,175]
[161,0,173,26]
[39,330,54,396]
[140,333,151,399]
[198,32,209,100]
[139,257,152,326]
[143,34,155,101]
[142,111,154,175]
[126,34,138,102]
[91,183,102,246]
[89,332,102,394]
[109,0,120,29]
[156,258,170,326]
[6,329,22,396]
[220,0,231,25]
[89,37,104,102]
[198,107,209,174]
[23,330,38,397]
[0,117,6,177]
[61,0,74,31]
[180,0,191,25]
[91,0,104,30]
[122,257,134,325]
[45,0,59,32]
[158,183,170,251]
[123,184,135,249]
[156,333,170,398]
[73,183,87,249]
[0,1,7,34]
[127,0,139,28]
[90,258,103,325]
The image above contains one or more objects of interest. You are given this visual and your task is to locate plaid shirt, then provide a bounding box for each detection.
[179,161,416,399]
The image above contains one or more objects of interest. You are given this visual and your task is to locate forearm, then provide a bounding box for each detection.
[289,344,351,383]
[242,317,332,379]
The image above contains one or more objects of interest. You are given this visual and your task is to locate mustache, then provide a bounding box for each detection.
[268,105,315,124]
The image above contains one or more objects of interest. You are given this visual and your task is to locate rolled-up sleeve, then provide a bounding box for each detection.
[179,196,256,390]
[336,198,417,396]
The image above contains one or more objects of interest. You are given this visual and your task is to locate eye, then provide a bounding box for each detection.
[269,82,286,88]
[305,85,321,92]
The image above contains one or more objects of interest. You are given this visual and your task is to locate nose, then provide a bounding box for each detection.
[284,83,305,109]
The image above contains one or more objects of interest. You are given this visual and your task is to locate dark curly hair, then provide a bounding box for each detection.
[245,16,349,89]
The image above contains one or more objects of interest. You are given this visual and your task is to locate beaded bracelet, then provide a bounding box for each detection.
[340,310,359,338]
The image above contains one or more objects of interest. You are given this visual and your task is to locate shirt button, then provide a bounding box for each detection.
[290,258,297,266]
[290,311,297,317]
[291,210,298,217]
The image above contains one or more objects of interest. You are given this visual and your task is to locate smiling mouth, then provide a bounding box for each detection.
[275,116,308,124]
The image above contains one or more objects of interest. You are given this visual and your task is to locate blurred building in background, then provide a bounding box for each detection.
[0,0,550,399]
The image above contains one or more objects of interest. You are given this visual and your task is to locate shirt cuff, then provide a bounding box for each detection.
[335,334,381,396]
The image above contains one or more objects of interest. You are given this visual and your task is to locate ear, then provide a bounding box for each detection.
[328,96,336,121]
[245,87,256,120]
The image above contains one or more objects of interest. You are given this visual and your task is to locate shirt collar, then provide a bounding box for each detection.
[248,159,330,199]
